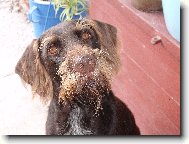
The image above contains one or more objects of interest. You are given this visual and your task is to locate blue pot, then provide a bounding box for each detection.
[162,0,180,42]
[28,0,87,38]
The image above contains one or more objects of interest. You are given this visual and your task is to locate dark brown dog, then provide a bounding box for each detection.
[15,18,140,135]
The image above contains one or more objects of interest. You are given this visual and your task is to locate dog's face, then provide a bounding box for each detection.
[15,19,120,104]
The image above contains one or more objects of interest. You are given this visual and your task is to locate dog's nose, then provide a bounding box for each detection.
[73,55,96,75]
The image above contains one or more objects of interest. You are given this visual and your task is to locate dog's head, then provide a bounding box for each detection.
[15,19,120,104]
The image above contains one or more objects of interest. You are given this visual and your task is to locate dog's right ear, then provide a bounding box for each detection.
[15,39,37,85]
[15,39,53,103]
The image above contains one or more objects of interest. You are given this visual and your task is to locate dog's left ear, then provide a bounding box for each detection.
[94,20,121,74]
[15,39,52,103]
[94,20,118,46]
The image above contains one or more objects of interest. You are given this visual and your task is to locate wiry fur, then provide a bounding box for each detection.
[15,39,53,103]
[15,18,140,135]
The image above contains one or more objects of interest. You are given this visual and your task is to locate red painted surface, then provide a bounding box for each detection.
[89,0,180,135]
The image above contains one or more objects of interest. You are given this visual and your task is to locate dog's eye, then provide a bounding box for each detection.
[48,44,59,56]
[82,31,91,40]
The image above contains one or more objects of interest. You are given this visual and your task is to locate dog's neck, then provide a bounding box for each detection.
[63,105,94,135]
[48,80,115,135]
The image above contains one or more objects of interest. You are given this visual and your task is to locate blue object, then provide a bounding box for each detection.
[28,0,87,38]
[162,0,180,42]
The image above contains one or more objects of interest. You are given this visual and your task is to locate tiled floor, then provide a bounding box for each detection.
[0,1,47,135]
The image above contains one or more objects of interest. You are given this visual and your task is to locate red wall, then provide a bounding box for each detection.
[89,0,180,135]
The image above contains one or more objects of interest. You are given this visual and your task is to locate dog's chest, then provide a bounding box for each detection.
[64,106,93,135]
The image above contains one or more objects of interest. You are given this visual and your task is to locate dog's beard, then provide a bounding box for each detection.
[57,55,113,114]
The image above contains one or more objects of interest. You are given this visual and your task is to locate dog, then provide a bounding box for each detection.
[15,18,140,135]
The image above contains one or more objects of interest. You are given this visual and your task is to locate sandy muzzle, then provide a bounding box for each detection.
[57,47,114,103]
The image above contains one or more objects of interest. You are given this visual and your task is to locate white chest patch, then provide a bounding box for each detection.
[64,107,93,135]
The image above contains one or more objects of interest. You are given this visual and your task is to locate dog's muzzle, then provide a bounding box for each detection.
[61,45,97,76]
[72,54,96,75]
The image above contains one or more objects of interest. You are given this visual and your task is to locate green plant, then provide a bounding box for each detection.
[52,0,88,21]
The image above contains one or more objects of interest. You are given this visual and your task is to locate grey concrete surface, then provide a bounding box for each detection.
[0,1,48,135]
